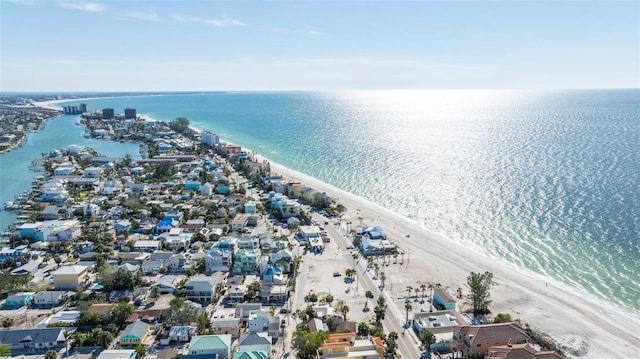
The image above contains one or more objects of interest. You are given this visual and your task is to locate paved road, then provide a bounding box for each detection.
[316,213,423,359]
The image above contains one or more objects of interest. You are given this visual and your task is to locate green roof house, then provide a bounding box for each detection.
[232,351,268,359]
[183,334,232,359]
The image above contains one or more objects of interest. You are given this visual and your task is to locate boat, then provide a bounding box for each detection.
[4,201,19,210]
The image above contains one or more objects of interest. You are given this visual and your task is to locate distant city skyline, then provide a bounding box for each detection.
[1,0,638,91]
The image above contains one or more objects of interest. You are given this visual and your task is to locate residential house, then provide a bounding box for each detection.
[52,265,89,290]
[5,292,34,309]
[298,226,322,242]
[83,167,103,178]
[161,228,192,250]
[168,326,197,343]
[156,219,179,233]
[97,350,136,359]
[18,222,55,242]
[211,318,240,338]
[269,249,293,273]
[234,249,261,274]
[230,214,250,232]
[33,291,66,309]
[185,181,201,191]
[134,240,161,252]
[228,285,246,302]
[182,219,205,231]
[0,245,29,265]
[200,183,214,196]
[308,318,329,333]
[11,261,39,276]
[247,310,280,339]
[237,237,259,250]
[120,320,151,346]
[151,275,183,294]
[318,332,384,359]
[183,334,232,359]
[119,252,149,265]
[237,332,272,353]
[454,323,530,358]
[0,327,76,353]
[244,201,257,214]
[235,303,263,322]
[41,206,68,221]
[232,351,269,359]
[262,265,284,284]
[115,220,132,235]
[36,310,80,329]
[142,260,165,275]
[486,343,563,359]
[167,253,191,273]
[205,248,232,273]
[184,275,217,305]
[101,180,123,196]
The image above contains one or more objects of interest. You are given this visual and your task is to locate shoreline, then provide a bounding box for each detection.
[243,147,639,357]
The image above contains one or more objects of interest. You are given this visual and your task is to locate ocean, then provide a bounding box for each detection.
[1,90,638,315]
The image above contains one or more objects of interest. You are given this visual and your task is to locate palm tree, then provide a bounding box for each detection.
[414,287,420,301]
[404,303,412,327]
[365,290,374,308]
[340,305,349,321]
[380,271,386,289]
[420,283,427,303]
[406,286,413,300]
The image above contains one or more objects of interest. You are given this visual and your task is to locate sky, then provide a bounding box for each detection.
[1,0,638,91]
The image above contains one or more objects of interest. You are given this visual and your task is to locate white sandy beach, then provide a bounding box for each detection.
[263,156,640,358]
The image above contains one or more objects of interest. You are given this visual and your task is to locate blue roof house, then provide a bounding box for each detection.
[5,292,34,309]
[185,181,201,190]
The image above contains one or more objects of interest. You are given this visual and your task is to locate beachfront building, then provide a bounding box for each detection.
[298,225,322,243]
[454,322,530,358]
[486,343,563,359]
[433,287,457,310]
[358,235,398,257]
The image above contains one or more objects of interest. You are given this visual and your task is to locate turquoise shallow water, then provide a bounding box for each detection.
[2,90,639,314]
[0,114,140,231]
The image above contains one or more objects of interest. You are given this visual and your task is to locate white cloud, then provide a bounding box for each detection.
[272,27,323,36]
[58,2,106,12]
[171,14,246,27]
[128,9,158,21]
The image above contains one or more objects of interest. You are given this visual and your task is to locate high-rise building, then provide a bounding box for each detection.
[124,108,137,120]
[202,131,220,147]
[102,108,115,119]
